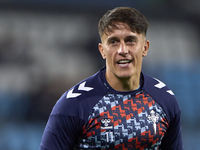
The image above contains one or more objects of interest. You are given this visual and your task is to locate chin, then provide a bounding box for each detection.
[115,65,137,77]
[116,72,134,79]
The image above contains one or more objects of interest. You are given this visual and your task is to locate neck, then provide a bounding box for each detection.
[105,72,140,92]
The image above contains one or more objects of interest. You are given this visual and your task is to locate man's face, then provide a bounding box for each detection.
[99,22,149,80]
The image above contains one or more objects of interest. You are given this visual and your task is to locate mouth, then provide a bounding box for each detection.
[117,59,132,67]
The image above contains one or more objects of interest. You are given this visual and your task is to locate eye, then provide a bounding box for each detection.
[125,36,137,45]
[107,37,119,46]
[126,38,136,44]
[109,40,119,46]
[111,40,116,44]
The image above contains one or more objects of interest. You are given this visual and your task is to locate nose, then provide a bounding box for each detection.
[118,42,128,56]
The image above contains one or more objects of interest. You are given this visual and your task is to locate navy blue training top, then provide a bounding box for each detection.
[40,67,183,150]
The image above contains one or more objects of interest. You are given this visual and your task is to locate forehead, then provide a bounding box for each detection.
[101,22,143,41]
[106,22,132,35]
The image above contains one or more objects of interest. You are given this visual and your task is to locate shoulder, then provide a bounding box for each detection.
[142,73,181,122]
[51,69,107,118]
[65,68,107,102]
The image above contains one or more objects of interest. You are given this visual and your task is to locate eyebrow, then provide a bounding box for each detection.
[107,35,138,44]
[107,36,119,44]
[125,35,138,42]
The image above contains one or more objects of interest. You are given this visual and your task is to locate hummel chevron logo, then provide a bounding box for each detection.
[154,78,174,96]
[167,90,174,95]
[66,89,81,99]
[78,81,93,91]
[66,81,94,98]
[154,78,166,89]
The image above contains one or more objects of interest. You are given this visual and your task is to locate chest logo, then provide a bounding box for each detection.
[148,110,159,134]
[101,118,112,129]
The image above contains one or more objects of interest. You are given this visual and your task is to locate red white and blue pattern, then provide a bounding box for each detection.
[77,93,168,150]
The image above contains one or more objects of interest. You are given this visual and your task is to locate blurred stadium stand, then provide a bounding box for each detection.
[0,0,199,149]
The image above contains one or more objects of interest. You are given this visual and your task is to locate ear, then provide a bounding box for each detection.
[98,43,106,59]
[142,40,150,57]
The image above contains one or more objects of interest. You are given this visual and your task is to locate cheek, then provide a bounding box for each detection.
[104,48,113,59]
[132,49,144,63]
[105,51,116,66]
[106,53,113,63]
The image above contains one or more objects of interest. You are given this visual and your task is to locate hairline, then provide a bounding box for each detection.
[100,21,147,41]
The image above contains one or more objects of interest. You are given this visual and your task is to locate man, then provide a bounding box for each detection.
[40,7,183,150]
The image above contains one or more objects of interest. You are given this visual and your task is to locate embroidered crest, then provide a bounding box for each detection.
[148,110,159,134]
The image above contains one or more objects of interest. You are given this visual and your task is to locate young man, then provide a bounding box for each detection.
[40,7,183,150]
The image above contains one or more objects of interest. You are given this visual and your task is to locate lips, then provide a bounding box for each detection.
[116,59,132,68]
[117,59,132,64]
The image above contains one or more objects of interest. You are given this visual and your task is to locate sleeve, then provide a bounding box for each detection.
[160,110,183,150]
[40,114,85,150]
[142,74,183,149]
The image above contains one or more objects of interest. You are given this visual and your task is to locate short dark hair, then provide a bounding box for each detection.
[98,7,148,38]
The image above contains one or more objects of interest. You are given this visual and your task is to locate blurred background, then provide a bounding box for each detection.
[0,0,199,149]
